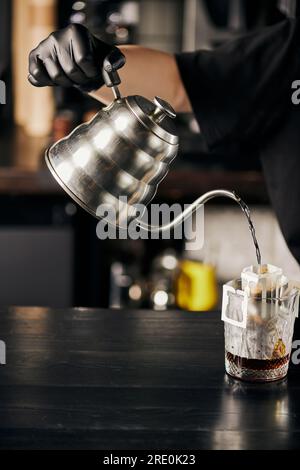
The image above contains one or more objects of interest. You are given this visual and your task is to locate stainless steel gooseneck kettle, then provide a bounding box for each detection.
[46,54,240,230]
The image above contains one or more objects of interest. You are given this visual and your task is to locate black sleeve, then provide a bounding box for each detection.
[176,18,300,150]
[260,104,300,264]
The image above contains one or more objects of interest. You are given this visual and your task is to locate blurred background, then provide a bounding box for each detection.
[0,0,299,311]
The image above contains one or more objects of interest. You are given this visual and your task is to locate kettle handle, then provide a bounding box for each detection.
[102,49,126,99]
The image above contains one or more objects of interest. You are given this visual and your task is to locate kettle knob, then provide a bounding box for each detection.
[154,97,176,118]
[151,96,176,123]
[150,96,176,124]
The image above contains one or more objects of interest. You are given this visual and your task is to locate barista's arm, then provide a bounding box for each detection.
[89,45,192,113]
[92,19,300,150]
[28,19,300,150]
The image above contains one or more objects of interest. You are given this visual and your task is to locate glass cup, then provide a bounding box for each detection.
[222,279,299,382]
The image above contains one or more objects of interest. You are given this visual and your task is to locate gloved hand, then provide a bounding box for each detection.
[28,23,125,92]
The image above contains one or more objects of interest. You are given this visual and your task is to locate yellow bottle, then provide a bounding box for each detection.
[176,259,218,311]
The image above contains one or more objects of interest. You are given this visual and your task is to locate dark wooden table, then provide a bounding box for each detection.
[0,307,300,450]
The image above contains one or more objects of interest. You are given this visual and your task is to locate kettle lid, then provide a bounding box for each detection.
[126,95,178,145]
[101,52,178,146]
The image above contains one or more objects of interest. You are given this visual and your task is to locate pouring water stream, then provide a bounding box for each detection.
[137,189,262,266]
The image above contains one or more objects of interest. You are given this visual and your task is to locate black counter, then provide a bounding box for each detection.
[0,307,299,450]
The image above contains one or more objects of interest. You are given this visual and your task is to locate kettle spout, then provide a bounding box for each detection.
[137,189,241,233]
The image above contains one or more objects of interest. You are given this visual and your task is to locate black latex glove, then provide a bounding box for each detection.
[28,23,125,92]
